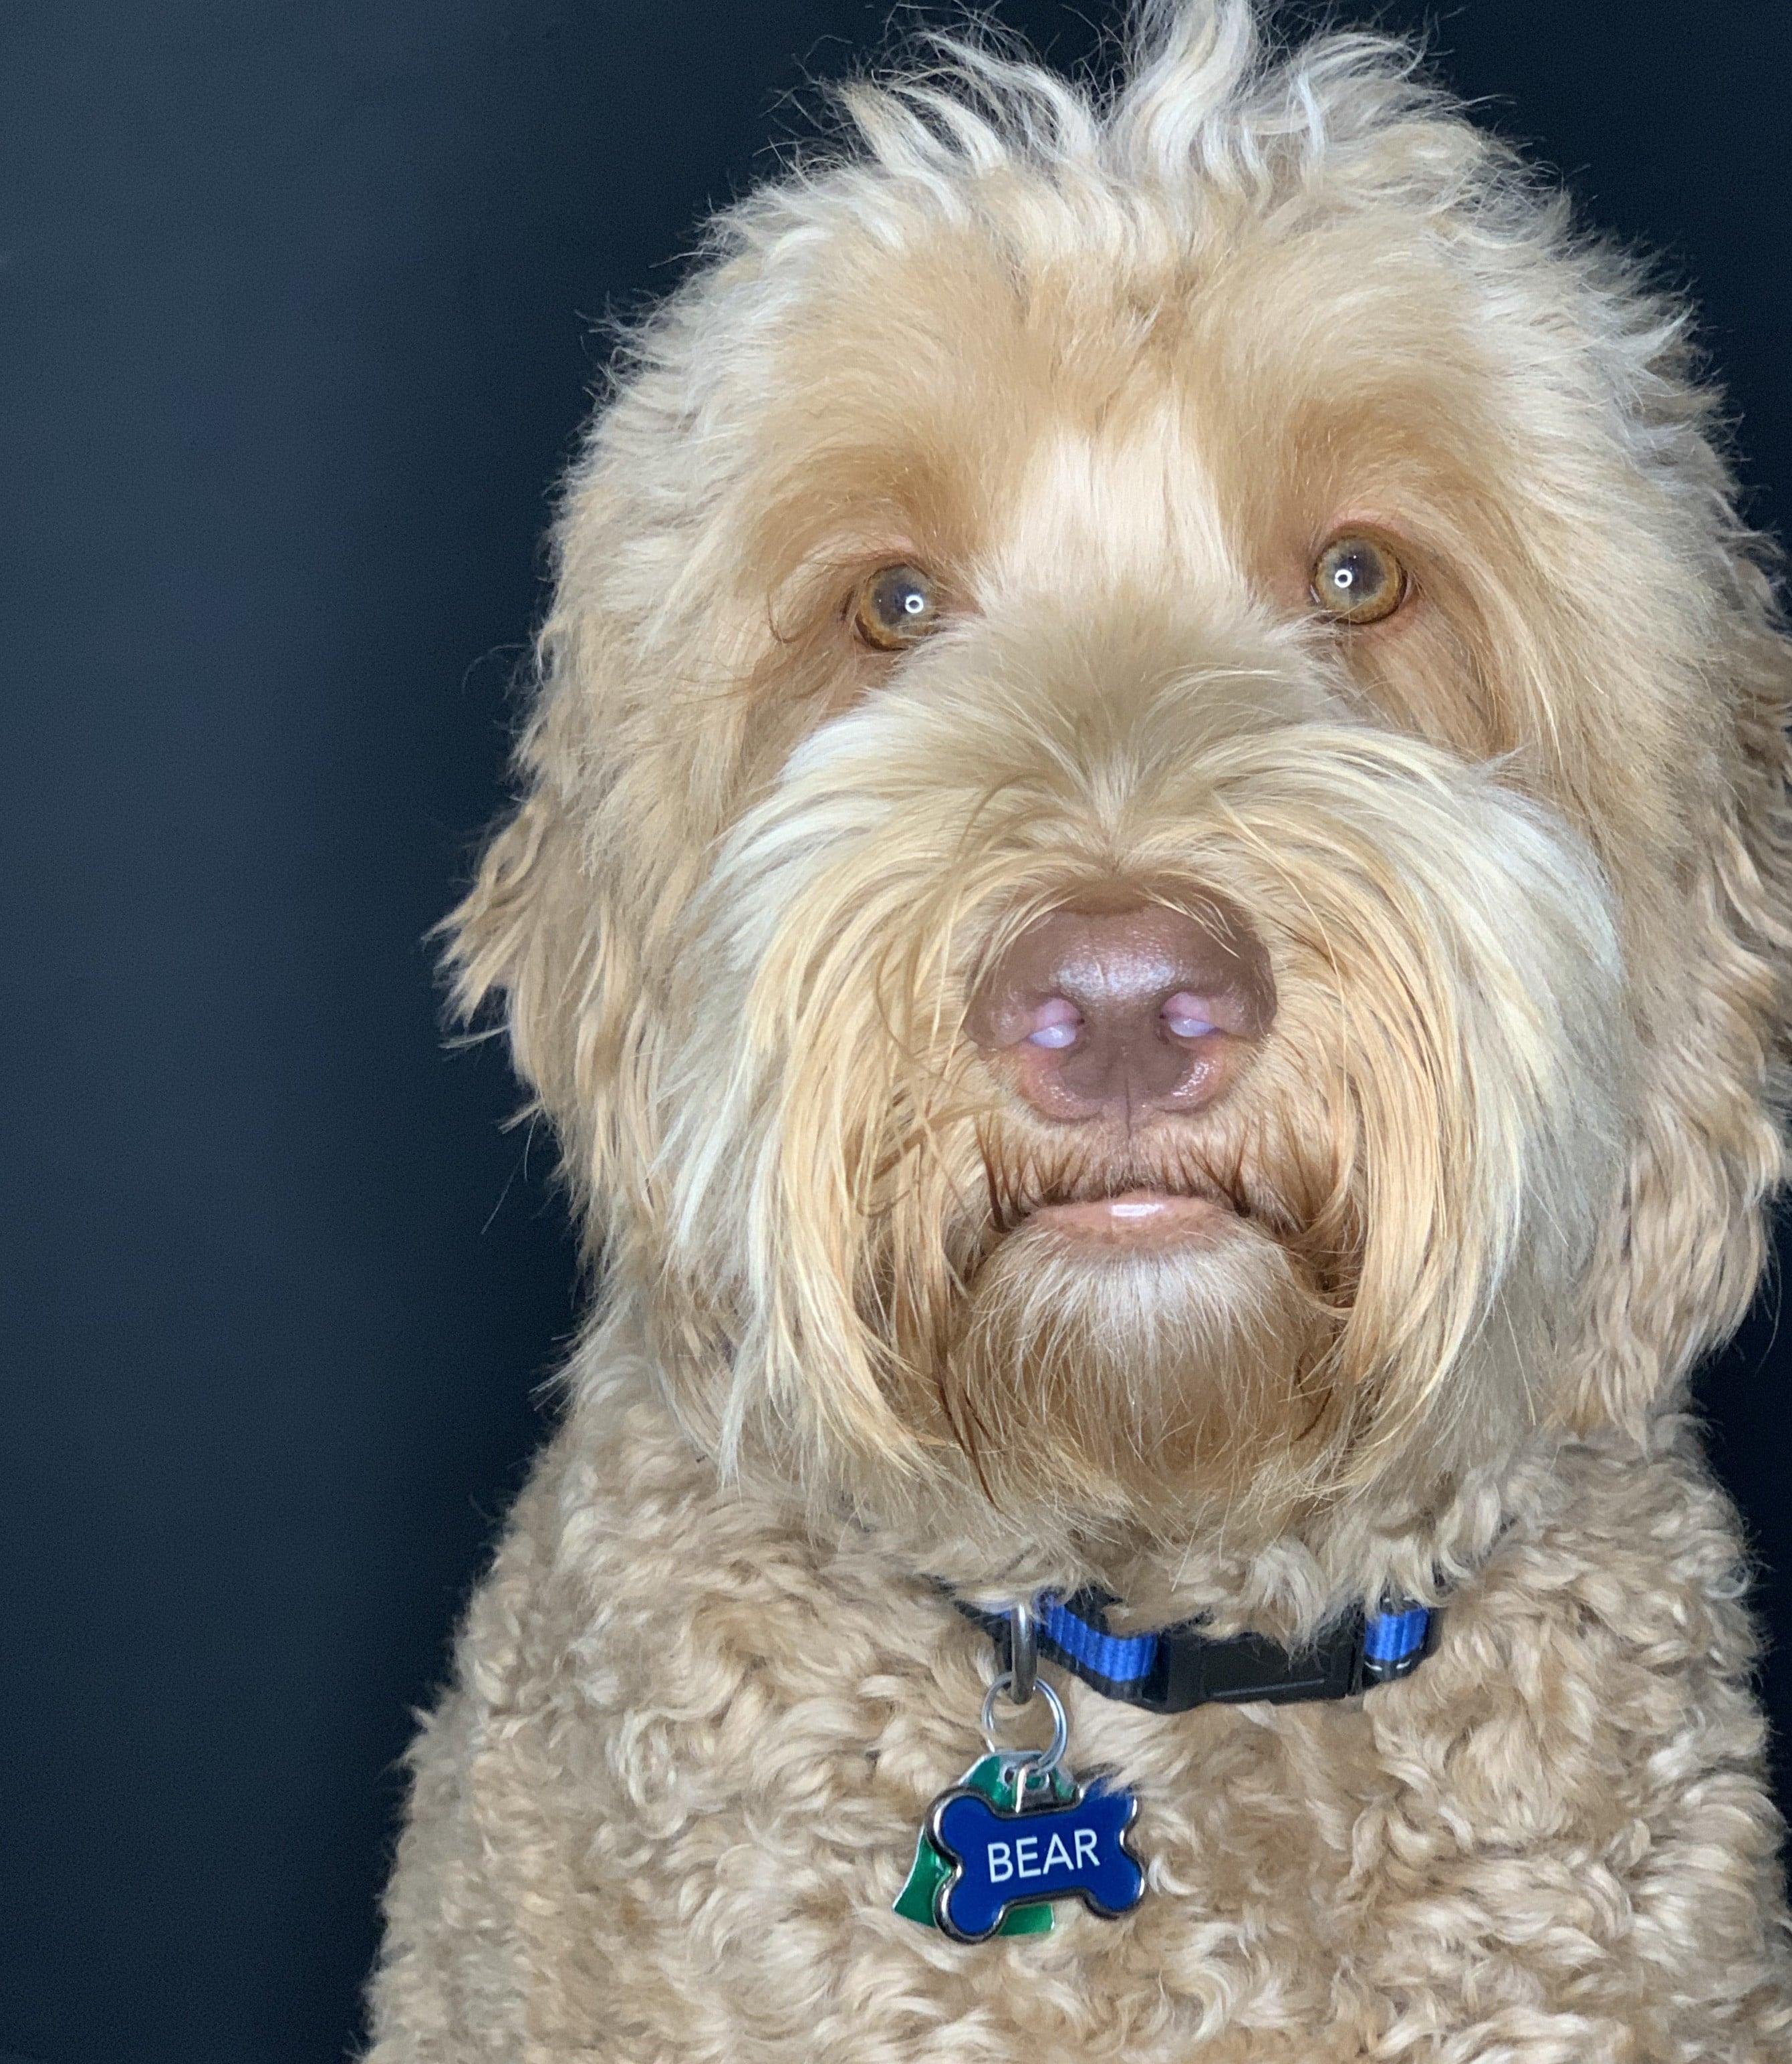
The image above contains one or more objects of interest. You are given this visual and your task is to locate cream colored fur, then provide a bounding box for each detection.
[367,5,1792,2057]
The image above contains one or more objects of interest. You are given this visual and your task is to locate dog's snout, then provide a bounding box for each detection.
[966,895,1275,1124]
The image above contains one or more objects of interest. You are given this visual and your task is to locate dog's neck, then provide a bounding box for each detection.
[585,1296,1566,1646]
[811,1441,1541,1647]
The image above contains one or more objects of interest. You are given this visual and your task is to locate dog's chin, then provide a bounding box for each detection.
[938,1200,1339,1524]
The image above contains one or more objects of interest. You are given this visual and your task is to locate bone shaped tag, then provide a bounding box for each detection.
[926,1777,1144,1943]
[894,1753,1073,1934]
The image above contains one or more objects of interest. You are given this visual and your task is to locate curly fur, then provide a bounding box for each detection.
[368,5,1792,2057]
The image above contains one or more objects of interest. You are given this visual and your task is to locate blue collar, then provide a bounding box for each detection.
[955,1589,1436,1713]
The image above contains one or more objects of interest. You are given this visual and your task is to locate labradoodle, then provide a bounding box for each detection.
[368,5,1792,2057]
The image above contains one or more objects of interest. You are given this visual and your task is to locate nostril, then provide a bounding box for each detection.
[1023,997,1082,1050]
[1161,993,1217,1040]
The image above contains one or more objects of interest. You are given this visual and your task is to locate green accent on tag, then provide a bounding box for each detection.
[894,1753,1075,1937]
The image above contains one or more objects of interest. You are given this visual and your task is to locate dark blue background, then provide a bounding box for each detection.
[2,4,1787,2059]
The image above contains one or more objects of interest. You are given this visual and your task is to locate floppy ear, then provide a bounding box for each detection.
[442,680,653,1245]
[1569,573,1792,1436]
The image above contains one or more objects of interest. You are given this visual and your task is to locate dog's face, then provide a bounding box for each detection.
[454,7,1789,1555]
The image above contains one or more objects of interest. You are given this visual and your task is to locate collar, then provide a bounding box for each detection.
[954,1588,1437,1714]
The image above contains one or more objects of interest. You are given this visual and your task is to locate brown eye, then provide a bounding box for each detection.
[854,563,939,650]
[1311,535,1407,625]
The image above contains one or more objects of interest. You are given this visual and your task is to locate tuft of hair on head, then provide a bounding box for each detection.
[825,0,1446,215]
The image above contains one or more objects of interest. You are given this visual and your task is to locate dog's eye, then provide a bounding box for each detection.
[1310,536,1406,625]
[854,563,940,650]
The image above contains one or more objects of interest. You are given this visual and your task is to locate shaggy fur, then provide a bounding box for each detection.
[368,5,1792,2057]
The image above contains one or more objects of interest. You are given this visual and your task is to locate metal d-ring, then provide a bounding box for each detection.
[1006,1597,1038,1708]
[980,1672,1069,1779]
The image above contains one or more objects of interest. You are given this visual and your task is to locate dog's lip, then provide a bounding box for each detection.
[1023,1188,1236,1245]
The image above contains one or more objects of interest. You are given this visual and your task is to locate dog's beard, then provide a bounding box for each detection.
[865,1112,1356,1531]
[932,1208,1340,1529]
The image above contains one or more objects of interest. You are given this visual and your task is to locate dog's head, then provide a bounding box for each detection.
[451,3,1790,1563]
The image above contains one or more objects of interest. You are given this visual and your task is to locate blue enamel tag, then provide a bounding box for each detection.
[898,1624,1146,1943]
[925,1775,1144,1942]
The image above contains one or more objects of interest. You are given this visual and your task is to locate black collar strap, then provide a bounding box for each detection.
[955,1589,1437,1714]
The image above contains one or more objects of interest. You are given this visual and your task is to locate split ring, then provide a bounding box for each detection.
[980,1672,1069,1777]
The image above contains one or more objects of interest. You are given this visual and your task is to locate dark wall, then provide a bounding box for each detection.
[1,4,1786,2060]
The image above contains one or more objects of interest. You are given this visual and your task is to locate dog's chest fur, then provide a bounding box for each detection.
[371,1345,1787,2063]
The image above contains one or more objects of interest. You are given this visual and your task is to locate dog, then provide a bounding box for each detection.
[367,4,1792,2056]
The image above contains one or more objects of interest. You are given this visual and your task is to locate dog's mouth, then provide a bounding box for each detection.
[1023,1186,1239,1249]
[980,1132,1254,1255]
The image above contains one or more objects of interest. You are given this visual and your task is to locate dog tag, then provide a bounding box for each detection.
[926,1773,1144,1943]
[893,1753,1073,1935]
[895,1630,1146,1942]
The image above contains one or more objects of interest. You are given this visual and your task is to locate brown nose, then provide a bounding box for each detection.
[965,895,1275,1124]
